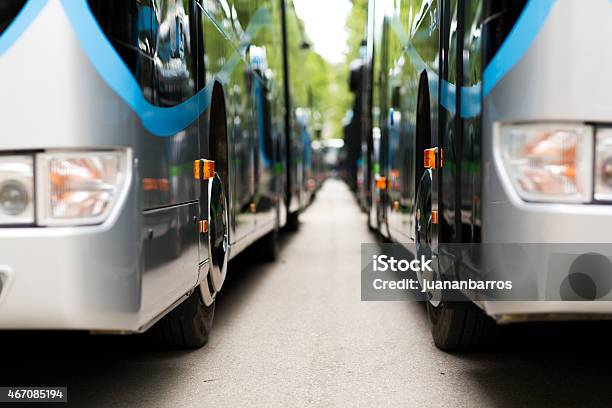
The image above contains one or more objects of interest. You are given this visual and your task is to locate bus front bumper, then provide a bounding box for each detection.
[482,175,612,320]
[0,215,141,332]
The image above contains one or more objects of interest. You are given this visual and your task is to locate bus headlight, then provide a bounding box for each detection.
[0,156,34,224]
[495,124,593,203]
[36,150,130,226]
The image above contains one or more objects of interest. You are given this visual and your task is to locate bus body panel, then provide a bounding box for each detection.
[0,0,308,331]
[480,0,612,315]
[0,0,200,330]
[363,0,612,319]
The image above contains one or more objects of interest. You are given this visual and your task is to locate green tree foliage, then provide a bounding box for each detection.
[346,0,369,63]
[304,49,352,139]
[298,0,369,139]
[326,0,368,139]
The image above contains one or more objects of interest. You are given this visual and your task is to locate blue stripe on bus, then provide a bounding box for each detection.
[439,80,481,119]
[0,0,271,137]
[394,0,557,118]
[63,1,272,136]
[407,39,481,119]
[482,0,557,97]
[399,20,476,118]
[460,83,481,118]
[59,0,214,137]
[0,0,556,127]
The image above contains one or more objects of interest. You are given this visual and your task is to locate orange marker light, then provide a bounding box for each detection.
[193,160,201,179]
[424,148,437,169]
[143,178,169,191]
[376,176,387,190]
[194,159,216,180]
[431,210,438,225]
[159,178,169,192]
[143,178,157,191]
[203,160,215,179]
[199,220,208,234]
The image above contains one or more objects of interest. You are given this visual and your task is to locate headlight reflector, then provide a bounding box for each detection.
[0,181,29,215]
[0,156,34,224]
[36,150,130,226]
[495,124,593,203]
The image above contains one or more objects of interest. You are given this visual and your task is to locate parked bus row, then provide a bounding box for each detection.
[348,0,612,350]
[0,0,324,348]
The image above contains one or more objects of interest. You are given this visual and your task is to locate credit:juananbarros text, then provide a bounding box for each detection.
[372,278,513,292]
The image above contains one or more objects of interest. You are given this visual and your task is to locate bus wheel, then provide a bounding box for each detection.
[427,301,496,351]
[152,174,228,349]
[152,289,215,349]
[415,170,496,351]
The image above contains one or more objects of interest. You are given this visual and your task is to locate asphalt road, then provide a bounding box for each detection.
[2,179,612,407]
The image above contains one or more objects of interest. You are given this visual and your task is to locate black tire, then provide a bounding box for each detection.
[427,301,496,351]
[256,228,279,262]
[151,289,215,349]
[285,211,300,232]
